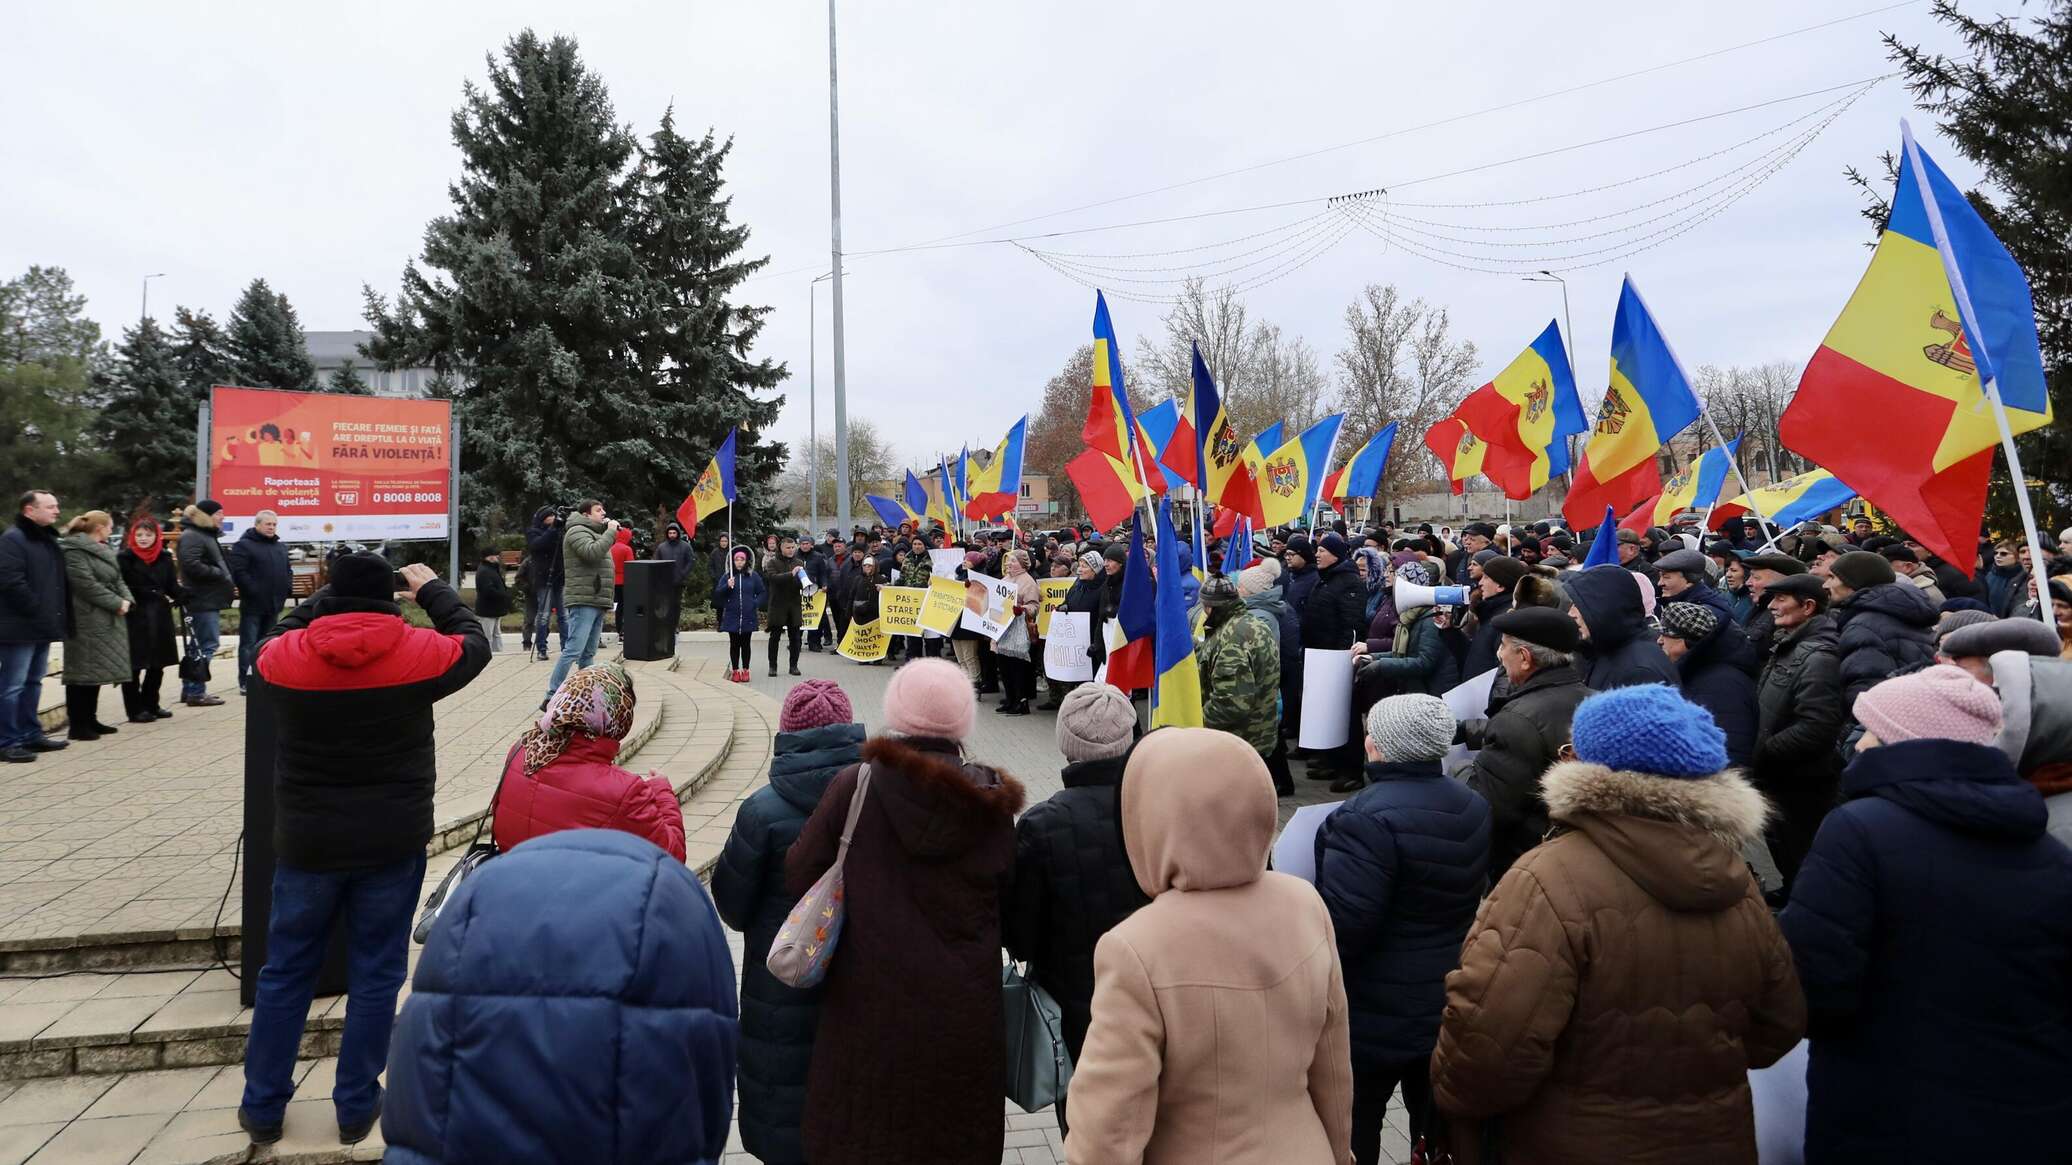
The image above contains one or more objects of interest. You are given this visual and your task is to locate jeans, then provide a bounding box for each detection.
[238,603,280,691]
[182,610,221,700]
[476,615,504,653]
[241,854,426,1126]
[532,583,566,657]
[0,642,51,747]
[1351,1056,1434,1165]
[546,604,605,698]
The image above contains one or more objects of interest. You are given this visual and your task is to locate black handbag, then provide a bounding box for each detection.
[413,752,509,943]
[178,615,210,685]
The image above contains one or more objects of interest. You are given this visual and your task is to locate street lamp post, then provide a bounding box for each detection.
[808,270,839,539]
[826,0,853,535]
[141,273,166,324]
[1523,271,1578,489]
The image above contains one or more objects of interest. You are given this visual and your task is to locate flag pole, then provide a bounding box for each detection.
[1701,409,1774,543]
[1308,421,1346,536]
[1899,120,2056,637]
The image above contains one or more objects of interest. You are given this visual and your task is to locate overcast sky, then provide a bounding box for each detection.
[6,1,1972,473]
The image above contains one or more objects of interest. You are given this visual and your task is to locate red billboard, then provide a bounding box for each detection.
[208,386,453,541]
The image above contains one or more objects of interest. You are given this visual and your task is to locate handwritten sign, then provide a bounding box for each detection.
[1044,612,1094,681]
[920,575,965,635]
[1036,578,1071,637]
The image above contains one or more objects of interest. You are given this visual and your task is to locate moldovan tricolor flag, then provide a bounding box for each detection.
[1257,414,1345,527]
[1105,513,1157,692]
[1780,123,2052,566]
[1708,468,1859,531]
[1424,413,1487,496]
[676,428,736,529]
[1562,278,1703,528]
[1621,436,1742,533]
[1070,292,1166,529]
[1179,348,1266,530]
[1455,321,1587,501]
[1135,399,1190,492]
[1322,422,1399,504]
[964,417,1027,520]
[1150,497,1202,728]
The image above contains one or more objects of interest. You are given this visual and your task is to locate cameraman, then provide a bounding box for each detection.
[236,554,492,1147]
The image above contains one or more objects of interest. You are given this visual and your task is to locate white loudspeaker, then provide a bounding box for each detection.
[1396,577,1470,610]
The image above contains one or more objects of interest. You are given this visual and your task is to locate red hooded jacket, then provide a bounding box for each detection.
[610,528,635,586]
[493,734,687,862]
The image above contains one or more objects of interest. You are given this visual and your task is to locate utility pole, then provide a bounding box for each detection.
[827,0,852,534]
[1523,271,1577,489]
[141,273,165,324]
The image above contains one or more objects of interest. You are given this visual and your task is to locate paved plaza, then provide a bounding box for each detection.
[0,634,1402,1165]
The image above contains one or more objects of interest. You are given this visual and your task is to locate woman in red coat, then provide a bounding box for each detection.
[493,661,686,861]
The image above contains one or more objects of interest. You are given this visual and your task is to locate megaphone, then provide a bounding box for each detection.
[1396,577,1470,610]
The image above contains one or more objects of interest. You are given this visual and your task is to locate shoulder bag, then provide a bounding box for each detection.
[177,614,210,686]
[1002,959,1072,1112]
[412,750,510,943]
[767,763,872,989]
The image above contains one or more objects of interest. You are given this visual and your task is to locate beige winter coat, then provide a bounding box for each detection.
[1065,727,1354,1165]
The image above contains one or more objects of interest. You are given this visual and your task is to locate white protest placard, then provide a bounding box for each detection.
[929,549,964,579]
[1043,612,1094,682]
[1298,648,1354,750]
[959,571,1018,640]
[1271,801,1344,884]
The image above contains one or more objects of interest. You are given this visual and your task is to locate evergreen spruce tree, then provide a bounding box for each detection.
[96,318,194,507]
[226,278,317,390]
[170,307,240,403]
[327,357,372,395]
[628,107,787,540]
[364,31,647,523]
[0,266,109,502]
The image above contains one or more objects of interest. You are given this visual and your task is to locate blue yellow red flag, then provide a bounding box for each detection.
[1563,279,1703,527]
[965,417,1027,520]
[1424,413,1487,496]
[1150,497,1202,728]
[1323,422,1399,503]
[1085,292,1164,494]
[1708,468,1858,532]
[1779,123,2051,565]
[1221,516,1254,574]
[1256,414,1344,528]
[1455,321,1587,501]
[676,428,736,529]
[864,493,915,529]
[1136,399,1189,492]
[1623,436,1743,531]
[1106,513,1156,691]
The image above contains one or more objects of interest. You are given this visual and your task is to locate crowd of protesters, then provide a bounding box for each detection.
[14,476,2072,1162]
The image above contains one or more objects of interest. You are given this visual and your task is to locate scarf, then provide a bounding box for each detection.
[125,518,164,565]
[521,661,636,776]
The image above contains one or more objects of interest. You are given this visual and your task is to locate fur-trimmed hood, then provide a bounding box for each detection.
[860,736,1025,859]
[1541,760,1769,912]
[180,504,218,531]
[1513,569,1564,611]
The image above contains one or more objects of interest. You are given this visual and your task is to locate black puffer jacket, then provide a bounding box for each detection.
[175,507,235,612]
[1831,582,1939,714]
[710,721,864,1165]
[0,516,69,644]
[1064,575,1105,669]
[1300,558,1367,650]
[1002,755,1149,1062]
[229,528,293,614]
[1566,565,1677,690]
[524,508,563,588]
[1753,615,1845,808]
[1678,616,1761,767]
[1463,664,1594,879]
[1314,759,1491,1070]
[1460,590,1513,680]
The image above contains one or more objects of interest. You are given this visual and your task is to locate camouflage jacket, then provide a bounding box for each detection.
[1200,608,1281,755]
[899,552,934,589]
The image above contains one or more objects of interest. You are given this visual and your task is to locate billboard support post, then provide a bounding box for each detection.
[447,416,461,584]
[194,398,211,504]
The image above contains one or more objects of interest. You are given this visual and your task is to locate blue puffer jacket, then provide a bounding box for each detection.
[709,722,863,1165]
[712,564,766,634]
[1314,759,1491,1070]
[383,829,739,1165]
[1778,739,2072,1164]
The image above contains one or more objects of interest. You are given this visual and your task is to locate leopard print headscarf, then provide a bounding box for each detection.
[520,661,637,776]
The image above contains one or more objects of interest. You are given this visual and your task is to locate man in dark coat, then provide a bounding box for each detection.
[1740,551,1807,658]
[229,510,294,695]
[1460,555,1527,679]
[1565,564,1677,690]
[803,537,836,652]
[0,489,70,761]
[1616,527,1660,585]
[1752,574,1845,893]
[384,830,738,1165]
[524,505,565,660]
[1462,606,1593,879]
[239,555,491,1145]
[712,680,864,1164]
[1302,533,1371,781]
[1282,534,1319,614]
[1445,522,1495,587]
[1003,685,1148,1136]
[1826,550,1939,716]
[655,522,695,589]
[1780,666,2072,1163]
[1659,601,1759,767]
[175,501,235,707]
[1316,693,1490,1158]
[1656,548,1742,633]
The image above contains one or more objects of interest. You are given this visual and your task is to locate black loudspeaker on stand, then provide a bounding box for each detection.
[620,559,679,662]
[241,679,350,1007]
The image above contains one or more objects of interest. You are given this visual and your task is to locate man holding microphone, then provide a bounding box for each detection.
[547,499,618,706]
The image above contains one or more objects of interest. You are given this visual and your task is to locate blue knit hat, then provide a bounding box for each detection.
[1569,684,1727,778]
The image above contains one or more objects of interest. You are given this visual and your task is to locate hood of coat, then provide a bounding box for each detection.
[1566,565,1647,649]
[770,723,866,814]
[614,528,633,547]
[1842,738,2046,840]
[1835,580,1938,630]
[302,599,409,668]
[180,504,219,532]
[1120,727,1276,897]
[859,736,1024,859]
[59,532,116,565]
[1241,585,1286,619]
[1994,654,2072,774]
[1541,760,1769,912]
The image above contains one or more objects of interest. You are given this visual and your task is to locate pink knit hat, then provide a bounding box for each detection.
[779,679,853,733]
[881,658,976,740]
[1854,664,2003,747]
